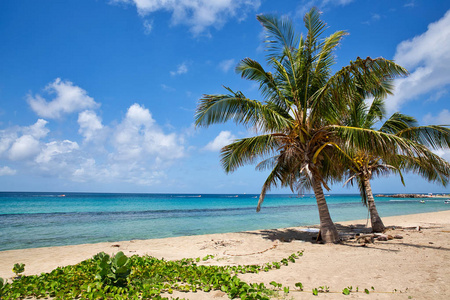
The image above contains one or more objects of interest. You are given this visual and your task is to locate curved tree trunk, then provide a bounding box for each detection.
[364,177,386,233]
[311,173,340,243]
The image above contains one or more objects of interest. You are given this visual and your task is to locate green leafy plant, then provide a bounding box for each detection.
[318,285,329,293]
[312,288,319,295]
[342,286,353,295]
[269,281,282,290]
[202,254,215,261]
[0,278,5,292]
[0,250,305,299]
[94,251,131,287]
[12,263,25,277]
[294,282,303,291]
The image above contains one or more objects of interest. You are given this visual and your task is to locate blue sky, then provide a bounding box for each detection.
[0,0,449,194]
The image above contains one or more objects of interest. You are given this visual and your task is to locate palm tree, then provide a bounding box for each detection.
[195,8,409,243]
[343,98,450,232]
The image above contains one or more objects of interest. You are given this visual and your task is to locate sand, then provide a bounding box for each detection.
[1,210,450,299]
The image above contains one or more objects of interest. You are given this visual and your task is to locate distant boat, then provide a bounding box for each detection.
[58,194,66,197]
[420,200,425,204]
[445,200,449,204]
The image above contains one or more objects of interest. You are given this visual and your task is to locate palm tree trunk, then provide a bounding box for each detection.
[311,173,340,243]
[364,177,386,233]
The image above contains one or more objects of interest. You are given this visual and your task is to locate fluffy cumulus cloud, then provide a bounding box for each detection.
[111,0,261,35]
[8,135,41,161]
[204,131,236,151]
[27,78,99,119]
[5,119,49,161]
[387,10,450,113]
[35,140,80,165]
[1,73,189,188]
[78,110,104,142]
[1,102,185,187]
[113,103,184,162]
[73,104,185,185]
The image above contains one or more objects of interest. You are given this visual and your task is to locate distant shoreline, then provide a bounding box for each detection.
[376,193,450,198]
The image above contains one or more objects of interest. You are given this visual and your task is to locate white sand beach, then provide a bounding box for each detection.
[1,210,449,299]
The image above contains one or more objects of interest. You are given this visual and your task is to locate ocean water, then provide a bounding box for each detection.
[1,192,449,251]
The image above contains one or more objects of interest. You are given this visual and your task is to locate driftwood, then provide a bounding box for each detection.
[354,233,403,244]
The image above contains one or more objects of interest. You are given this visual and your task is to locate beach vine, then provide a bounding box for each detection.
[0,251,304,299]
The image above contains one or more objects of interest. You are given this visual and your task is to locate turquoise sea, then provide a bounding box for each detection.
[1,192,449,251]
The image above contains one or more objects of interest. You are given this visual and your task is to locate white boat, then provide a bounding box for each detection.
[420,200,425,204]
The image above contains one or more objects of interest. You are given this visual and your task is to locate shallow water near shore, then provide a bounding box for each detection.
[1,192,449,251]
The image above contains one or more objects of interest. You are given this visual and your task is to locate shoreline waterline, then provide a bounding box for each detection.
[1,192,450,252]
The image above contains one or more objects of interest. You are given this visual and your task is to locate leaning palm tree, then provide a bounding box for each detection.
[343,98,450,232]
[195,8,409,243]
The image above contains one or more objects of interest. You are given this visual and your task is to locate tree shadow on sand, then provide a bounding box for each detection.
[242,223,450,252]
[242,223,370,244]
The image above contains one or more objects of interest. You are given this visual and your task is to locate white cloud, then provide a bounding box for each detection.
[0,130,18,157]
[27,78,99,119]
[1,100,186,187]
[111,0,261,35]
[322,0,353,5]
[387,10,450,113]
[35,140,80,164]
[204,131,237,151]
[112,103,184,162]
[362,13,381,25]
[161,84,175,92]
[8,135,41,161]
[423,109,450,125]
[296,0,353,17]
[78,110,104,142]
[0,119,48,159]
[404,1,416,8]
[6,119,50,161]
[24,119,49,139]
[219,59,236,73]
[0,166,16,176]
[170,63,188,76]
[143,19,153,34]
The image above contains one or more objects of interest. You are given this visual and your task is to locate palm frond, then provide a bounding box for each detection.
[257,162,286,212]
[220,134,281,173]
[255,155,279,171]
[236,58,290,109]
[256,14,298,61]
[195,88,292,132]
[313,30,348,77]
[398,150,450,186]
[303,7,326,54]
[379,113,417,134]
[396,125,450,150]
[364,97,385,128]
